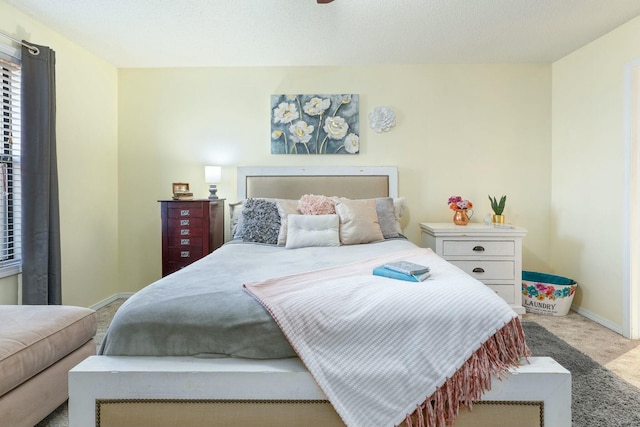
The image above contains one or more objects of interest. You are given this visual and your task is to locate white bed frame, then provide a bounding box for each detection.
[68,166,571,427]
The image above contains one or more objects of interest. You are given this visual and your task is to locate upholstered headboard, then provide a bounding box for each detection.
[237,166,398,200]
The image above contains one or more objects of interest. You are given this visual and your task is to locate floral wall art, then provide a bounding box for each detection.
[271,94,359,154]
[368,106,396,133]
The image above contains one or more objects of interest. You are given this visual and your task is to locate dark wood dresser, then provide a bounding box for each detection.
[159,199,225,276]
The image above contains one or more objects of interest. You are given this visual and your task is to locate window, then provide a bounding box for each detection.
[0,46,21,277]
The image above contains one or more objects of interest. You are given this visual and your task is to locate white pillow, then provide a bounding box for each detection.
[393,197,406,222]
[285,214,340,249]
[229,200,245,238]
[276,199,301,246]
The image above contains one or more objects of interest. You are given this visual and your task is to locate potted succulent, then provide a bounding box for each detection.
[488,195,506,224]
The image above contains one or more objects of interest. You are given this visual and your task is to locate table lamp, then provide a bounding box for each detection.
[204,166,221,200]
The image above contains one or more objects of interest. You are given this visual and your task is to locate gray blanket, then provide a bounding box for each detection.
[99,239,417,358]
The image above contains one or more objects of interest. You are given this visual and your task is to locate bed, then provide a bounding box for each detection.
[69,166,570,427]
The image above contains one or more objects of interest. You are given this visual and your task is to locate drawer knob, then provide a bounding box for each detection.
[472,267,485,273]
[180,219,190,226]
[180,238,190,245]
[180,229,190,236]
[180,251,190,258]
[472,246,485,252]
[180,209,190,216]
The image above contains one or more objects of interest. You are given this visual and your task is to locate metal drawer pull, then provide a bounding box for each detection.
[180,219,190,226]
[180,238,190,245]
[180,209,190,216]
[180,229,190,236]
[472,246,485,252]
[180,251,190,258]
[472,267,485,273]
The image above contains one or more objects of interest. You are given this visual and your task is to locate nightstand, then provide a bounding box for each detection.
[159,199,225,276]
[420,223,527,315]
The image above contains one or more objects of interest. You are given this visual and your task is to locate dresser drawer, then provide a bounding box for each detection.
[486,284,515,304]
[442,240,515,257]
[168,226,204,238]
[449,260,515,280]
[164,259,196,275]
[167,217,204,229]
[167,247,204,262]
[168,205,206,219]
[167,236,204,248]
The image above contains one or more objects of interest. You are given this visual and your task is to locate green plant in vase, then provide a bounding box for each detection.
[488,195,506,224]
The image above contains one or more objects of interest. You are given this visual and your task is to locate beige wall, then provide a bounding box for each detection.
[0,1,119,306]
[118,65,552,293]
[551,15,640,329]
[0,275,18,304]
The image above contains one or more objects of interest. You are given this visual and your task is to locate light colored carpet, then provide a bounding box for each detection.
[35,300,640,426]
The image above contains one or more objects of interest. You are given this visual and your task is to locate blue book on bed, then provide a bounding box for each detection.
[373,265,430,282]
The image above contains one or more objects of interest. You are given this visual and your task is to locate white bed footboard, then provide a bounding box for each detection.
[69,356,570,427]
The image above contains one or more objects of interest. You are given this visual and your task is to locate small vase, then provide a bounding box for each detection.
[453,209,471,225]
[492,214,505,225]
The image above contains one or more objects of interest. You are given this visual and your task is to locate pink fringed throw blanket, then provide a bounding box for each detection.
[244,248,530,427]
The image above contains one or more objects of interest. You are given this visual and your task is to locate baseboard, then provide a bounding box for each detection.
[90,293,133,311]
[570,304,623,335]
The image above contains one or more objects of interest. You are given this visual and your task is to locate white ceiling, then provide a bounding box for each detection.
[6,0,640,68]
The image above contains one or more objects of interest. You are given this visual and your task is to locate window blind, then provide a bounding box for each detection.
[0,52,21,276]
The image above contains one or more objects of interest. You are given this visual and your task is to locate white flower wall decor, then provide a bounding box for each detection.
[368,106,396,133]
[271,94,359,154]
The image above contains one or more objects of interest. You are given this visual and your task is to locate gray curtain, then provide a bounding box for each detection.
[21,42,61,305]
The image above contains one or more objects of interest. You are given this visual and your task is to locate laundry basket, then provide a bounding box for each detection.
[521,271,577,316]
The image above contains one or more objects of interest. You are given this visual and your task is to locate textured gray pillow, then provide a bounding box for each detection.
[376,197,402,238]
[241,199,281,244]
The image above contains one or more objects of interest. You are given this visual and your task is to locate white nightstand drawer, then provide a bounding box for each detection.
[449,260,515,280]
[486,284,515,304]
[443,240,515,257]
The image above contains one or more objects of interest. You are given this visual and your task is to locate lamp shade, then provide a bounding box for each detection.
[204,166,221,183]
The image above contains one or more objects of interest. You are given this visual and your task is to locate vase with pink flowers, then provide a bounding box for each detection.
[448,196,474,225]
